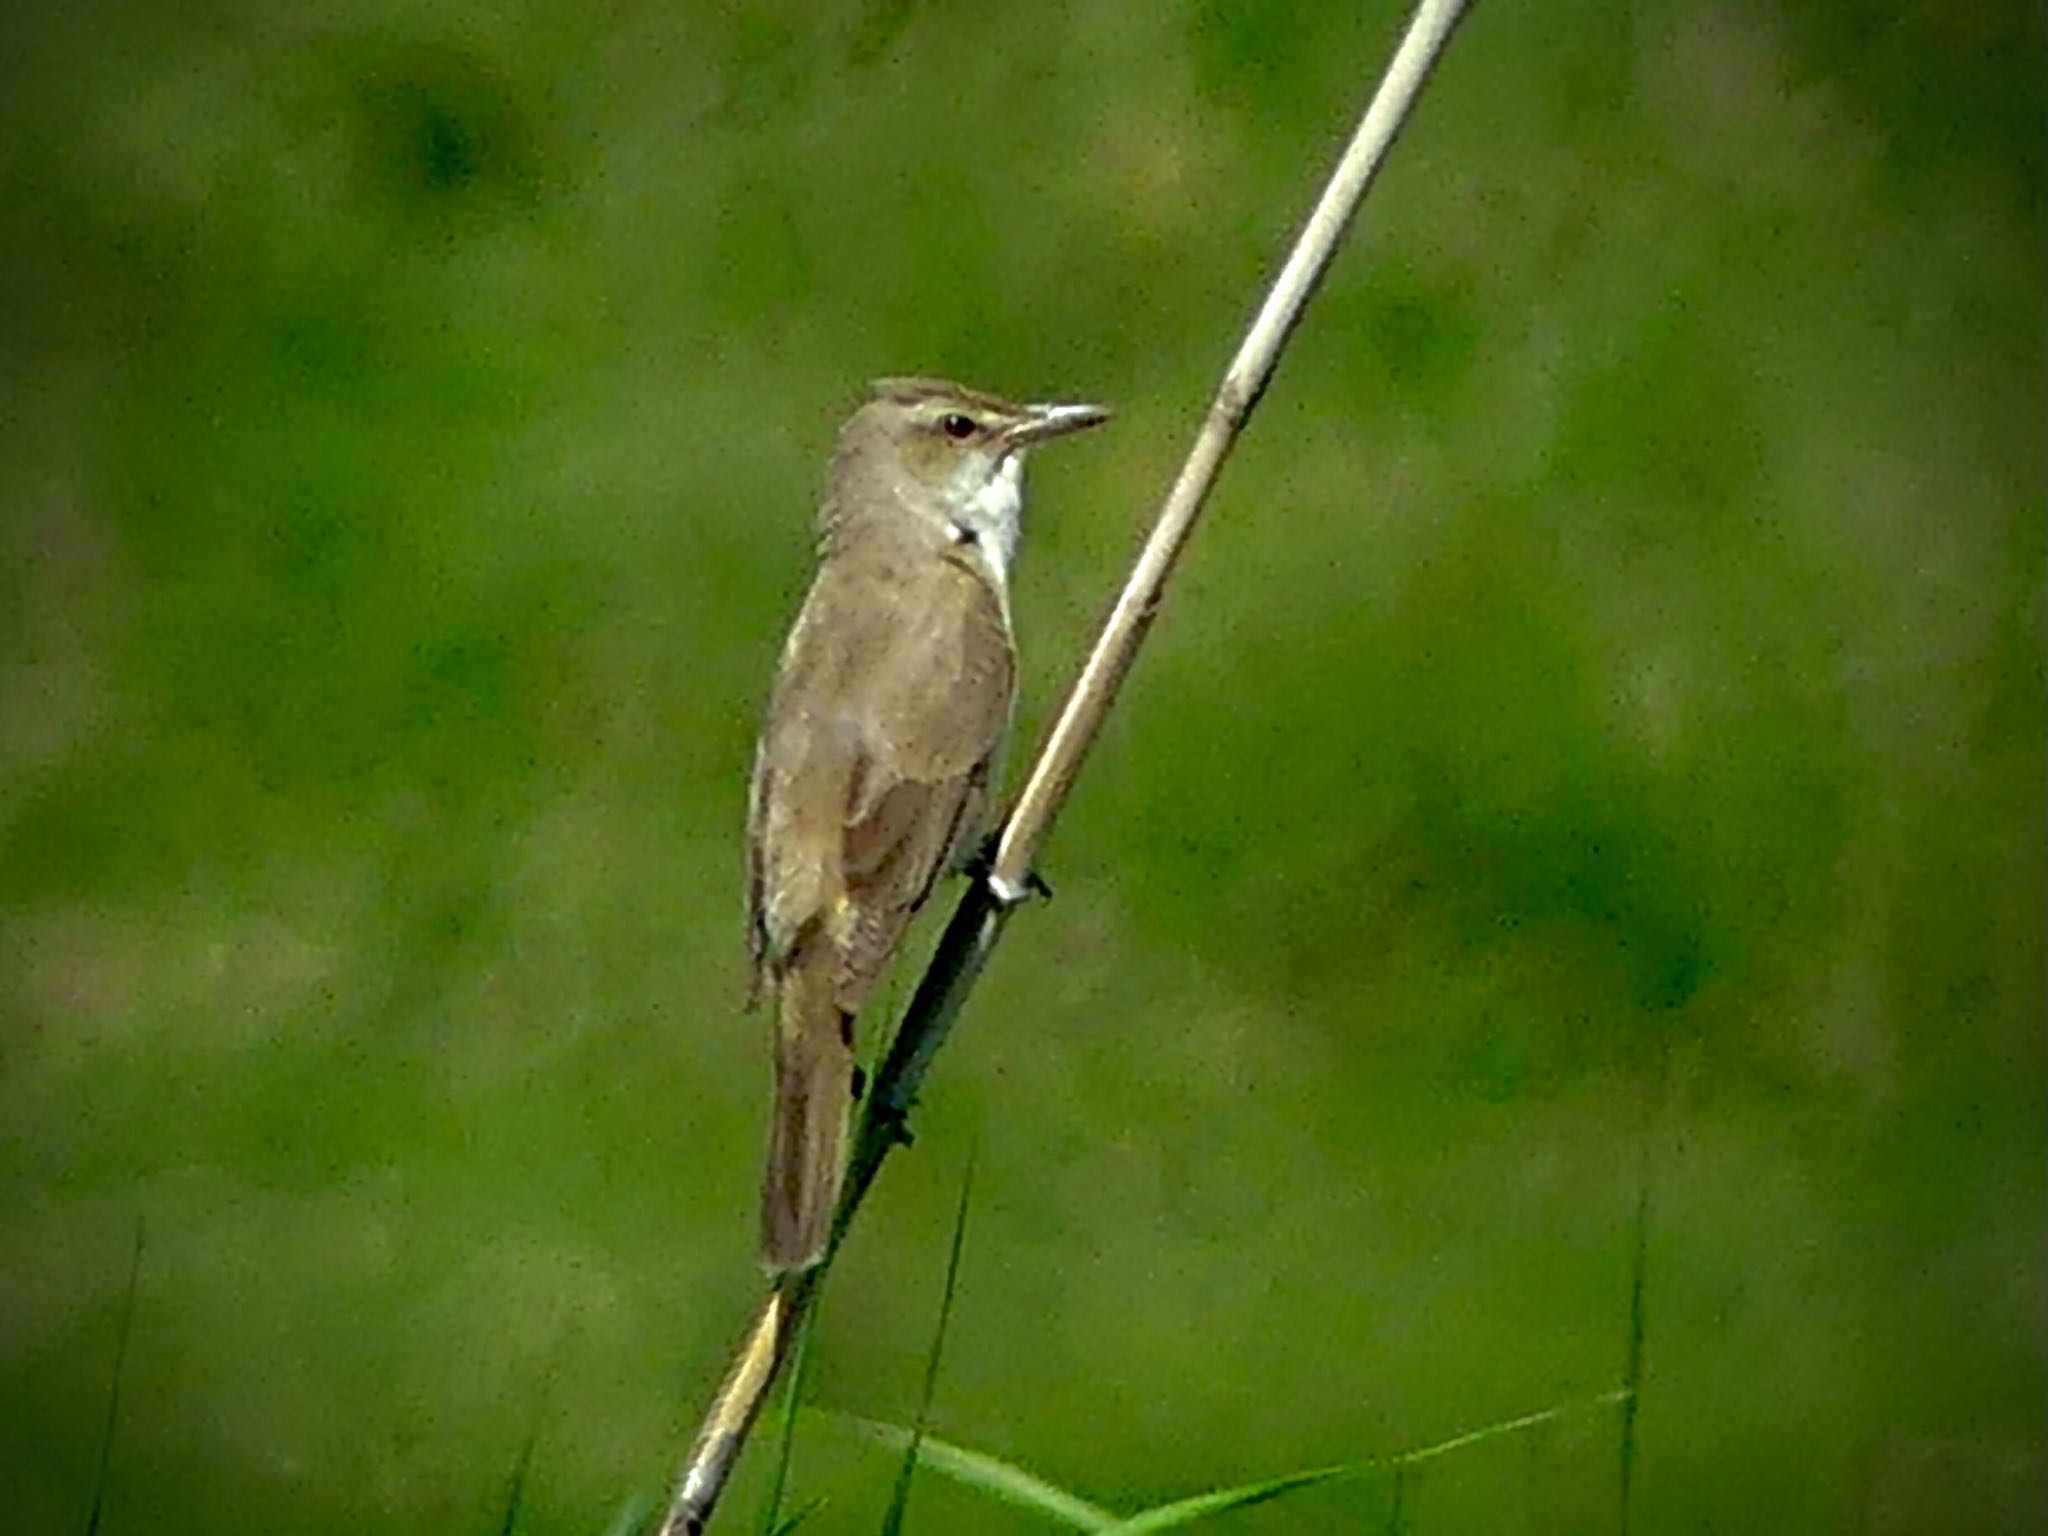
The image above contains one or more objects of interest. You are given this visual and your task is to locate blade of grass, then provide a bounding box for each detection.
[597,1492,656,1536]
[1094,1390,1634,1535]
[496,1407,543,1536]
[821,1414,1118,1531]
[1379,1463,1407,1535]
[497,1323,569,1536]
[830,1389,1630,1535]
[1097,1465,1361,1535]
[85,1216,145,1536]
[756,1293,818,1536]
[879,1144,979,1536]
[1619,1170,1651,1536]
[767,1495,827,1536]
[1619,1039,1666,1536]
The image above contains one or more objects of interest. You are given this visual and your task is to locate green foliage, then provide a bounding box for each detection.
[2,1,2042,1533]
[759,1288,817,1536]
[825,1388,1627,1532]
[879,1147,976,1535]
[826,1414,1119,1530]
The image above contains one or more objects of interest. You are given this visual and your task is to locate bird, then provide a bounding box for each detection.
[745,376,1108,1269]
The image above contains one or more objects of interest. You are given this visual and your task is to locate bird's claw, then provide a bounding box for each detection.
[969,835,1053,908]
[986,866,1052,907]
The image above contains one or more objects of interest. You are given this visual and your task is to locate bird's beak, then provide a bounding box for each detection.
[1005,401,1112,449]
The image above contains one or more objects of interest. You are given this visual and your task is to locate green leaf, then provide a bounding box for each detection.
[768,1494,828,1535]
[821,1413,1118,1531]
[757,1295,819,1536]
[825,1389,1632,1534]
[880,1144,978,1536]
[595,1491,655,1536]
[1092,1466,1363,1535]
[87,1217,147,1536]
[1097,1390,1634,1534]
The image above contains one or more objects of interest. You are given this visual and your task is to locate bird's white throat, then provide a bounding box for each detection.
[952,455,1023,590]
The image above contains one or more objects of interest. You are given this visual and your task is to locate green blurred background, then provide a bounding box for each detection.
[2,1,2042,1531]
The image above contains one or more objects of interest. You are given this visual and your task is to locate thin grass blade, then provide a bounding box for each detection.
[821,1413,1118,1531]
[495,1414,542,1536]
[768,1494,828,1535]
[496,1323,569,1536]
[597,1491,655,1536]
[1095,1389,1634,1534]
[1620,1038,1665,1536]
[1092,1465,1364,1535]
[757,1295,818,1536]
[85,1216,146,1536]
[879,1143,978,1536]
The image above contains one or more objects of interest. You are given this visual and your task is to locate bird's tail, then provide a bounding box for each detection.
[760,956,854,1270]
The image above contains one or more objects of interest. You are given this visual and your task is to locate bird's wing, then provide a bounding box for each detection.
[744,733,770,1005]
[834,561,1015,1010]
[747,583,859,985]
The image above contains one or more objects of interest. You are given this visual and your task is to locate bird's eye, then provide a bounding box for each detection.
[941,412,977,440]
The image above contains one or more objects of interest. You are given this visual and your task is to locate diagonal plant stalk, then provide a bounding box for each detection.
[658,2,1475,1529]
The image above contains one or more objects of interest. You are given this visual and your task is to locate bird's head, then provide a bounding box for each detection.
[827,377,1108,576]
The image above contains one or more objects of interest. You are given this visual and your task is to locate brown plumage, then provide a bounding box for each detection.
[746,379,1106,1269]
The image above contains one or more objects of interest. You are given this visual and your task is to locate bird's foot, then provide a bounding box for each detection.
[986,867,1052,907]
[970,835,1052,907]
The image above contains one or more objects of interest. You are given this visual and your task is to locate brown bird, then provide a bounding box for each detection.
[745,377,1108,1269]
